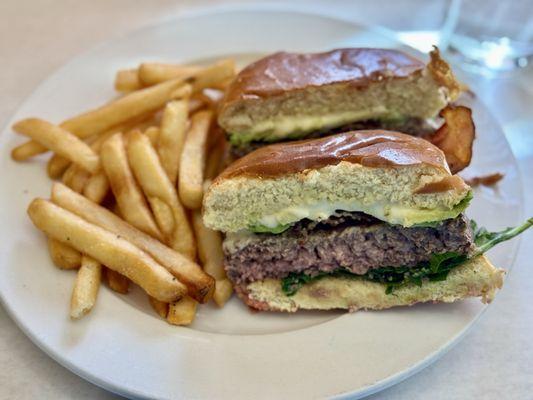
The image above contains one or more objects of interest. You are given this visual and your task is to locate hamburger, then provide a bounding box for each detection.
[202,130,531,312]
[217,47,475,173]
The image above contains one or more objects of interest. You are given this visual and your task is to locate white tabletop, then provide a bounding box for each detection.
[1,1,532,399]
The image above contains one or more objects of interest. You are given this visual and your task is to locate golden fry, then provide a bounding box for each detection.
[178,110,212,209]
[14,118,100,173]
[105,268,130,294]
[126,131,196,259]
[115,68,142,92]
[47,154,71,179]
[213,279,233,307]
[11,140,47,161]
[70,256,102,319]
[157,100,188,185]
[138,63,202,86]
[149,296,169,318]
[100,132,163,240]
[62,163,90,193]
[28,199,186,302]
[192,210,226,280]
[144,126,160,146]
[167,296,197,326]
[48,238,81,269]
[82,172,109,204]
[51,183,214,302]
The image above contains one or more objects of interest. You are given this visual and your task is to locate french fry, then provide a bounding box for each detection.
[82,172,109,204]
[126,131,196,259]
[149,296,169,318]
[47,154,71,179]
[115,68,142,92]
[179,110,212,209]
[188,59,235,93]
[157,100,188,185]
[138,63,202,86]
[167,296,197,326]
[48,238,81,269]
[51,183,214,302]
[11,140,47,161]
[188,97,205,114]
[144,126,160,146]
[192,210,226,280]
[139,60,235,94]
[28,199,186,302]
[62,163,90,193]
[100,132,163,240]
[13,119,100,173]
[70,255,102,319]
[213,279,233,307]
[59,80,191,139]
[105,268,130,294]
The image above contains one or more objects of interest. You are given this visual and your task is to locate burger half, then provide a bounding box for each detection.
[202,131,531,312]
[218,47,473,162]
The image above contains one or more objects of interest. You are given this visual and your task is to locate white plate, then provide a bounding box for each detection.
[0,6,524,400]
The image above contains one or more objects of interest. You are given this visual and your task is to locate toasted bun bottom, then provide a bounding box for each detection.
[237,255,503,312]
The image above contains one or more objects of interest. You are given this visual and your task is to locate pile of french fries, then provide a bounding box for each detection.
[11,59,236,325]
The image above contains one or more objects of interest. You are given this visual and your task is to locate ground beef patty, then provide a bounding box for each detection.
[223,212,474,284]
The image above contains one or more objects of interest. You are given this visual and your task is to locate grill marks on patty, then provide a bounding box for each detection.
[223,212,474,284]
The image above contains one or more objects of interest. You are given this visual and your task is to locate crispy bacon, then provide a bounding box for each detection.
[430,105,475,174]
[464,173,504,187]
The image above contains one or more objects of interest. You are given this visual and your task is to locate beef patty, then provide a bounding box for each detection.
[223,212,474,284]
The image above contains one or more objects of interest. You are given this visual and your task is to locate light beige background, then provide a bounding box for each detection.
[1,1,532,399]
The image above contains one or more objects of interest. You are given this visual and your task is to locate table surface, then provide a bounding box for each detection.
[1,1,532,399]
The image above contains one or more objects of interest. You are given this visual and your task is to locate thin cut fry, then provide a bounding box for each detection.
[51,183,214,302]
[48,238,81,269]
[62,163,90,193]
[144,126,160,146]
[105,268,130,294]
[14,118,100,173]
[28,198,186,302]
[70,255,102,319]
[167,296,197,326]
[100,132,163,240]
[126,131,196,259]
[179,110,212,209]
[115,68,142,92]
[213,279,233,307]
[157,100,188,185]
[11,140,47,161]
[149,296,169,318]
[188,59,236,93]
[82,172,109,204]
[138,63,202,86]
[47,154,71,179]
[192,210,226,280]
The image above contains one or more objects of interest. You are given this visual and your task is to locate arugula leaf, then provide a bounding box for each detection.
[471,218,533,256]
[281,252,467,296]
[280,217,532,296]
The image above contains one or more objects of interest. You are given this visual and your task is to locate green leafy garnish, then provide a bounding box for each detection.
[281,252,467,296]
[280,217,532,296]
[471,218,532,256]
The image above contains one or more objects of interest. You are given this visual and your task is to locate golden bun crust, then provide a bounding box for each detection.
[221,48,425,108]
[237,255,504,312]
[217,130,455,179]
